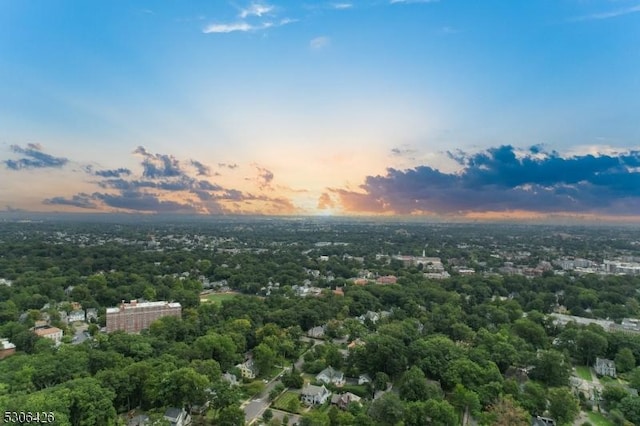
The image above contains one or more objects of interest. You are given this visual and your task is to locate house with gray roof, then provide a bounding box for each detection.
[595,357,616,378]
[301,384,331,405]
[316,366,345,386]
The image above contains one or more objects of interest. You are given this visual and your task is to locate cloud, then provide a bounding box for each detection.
[391,146,417,158]
[310,36,330,49]
[218,162,239,169]
[251,165,274,189]
[190,160,211,176]
[203,16,294,34]
[203,22,255,33]
[331,145,640,216]
[133,146,183,179]
[571,4,640,21]
[4,144,69,170]
[332,3,353,9]
[92,191,198,213]
[94,168,132,178]
[317,192,335,209]
[239,2,274,18]
[44,193,97,209]
[40,146,297,215]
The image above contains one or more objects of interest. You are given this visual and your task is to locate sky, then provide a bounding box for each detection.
[1,0,640,219]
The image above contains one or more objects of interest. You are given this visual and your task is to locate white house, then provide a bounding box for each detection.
[358,374,372,385]
[236,359,258,379]
[68,309,86,323]
[301,384,331,405]
[595,358,616,378]
[316,366,345,386]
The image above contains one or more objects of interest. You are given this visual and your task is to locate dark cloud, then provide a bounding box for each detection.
[4,144,68,170]
[190,160,211,176]
[92,191,197,213]
[40,146,296,214]
[251,165,274,190]
[44,193,97,209]
[218,162,239,169]
[391,146,417,158]
[133,146,183,179]
[94,168,131,178]
[97,177,222,192]
[333,145,640,216]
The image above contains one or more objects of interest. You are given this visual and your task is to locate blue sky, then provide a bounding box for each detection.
[1,0,640,218]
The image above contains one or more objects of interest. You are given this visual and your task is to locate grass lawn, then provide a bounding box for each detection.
[205,292,240,304]
[576,366,593,381]
[588,411,614,426]
[272,391,304,414]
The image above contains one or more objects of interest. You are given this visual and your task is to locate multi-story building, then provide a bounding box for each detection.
[106,300,181,333]
[33,326,63,345]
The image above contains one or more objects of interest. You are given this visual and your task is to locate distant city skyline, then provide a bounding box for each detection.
[1,1,639,219]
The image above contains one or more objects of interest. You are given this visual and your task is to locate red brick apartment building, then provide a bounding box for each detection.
[106,300,181,333]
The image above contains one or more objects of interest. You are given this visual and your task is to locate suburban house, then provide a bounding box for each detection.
[531,416,556,426]
[127,414,150,426]
[316,366,345,386]
[307,325,326,339]
[358,374,372,385]
[163,407,191,426]
[222,372,239,386]
[330,392,362,410]
[0,338,16,359]
[301,384,331,405]
[236,359,258,379]
[595,358,617,378]
[68,309,86,323]
[86,308,98,322]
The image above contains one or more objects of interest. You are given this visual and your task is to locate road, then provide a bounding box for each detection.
[242,375,284,425]
[243,337,324,424]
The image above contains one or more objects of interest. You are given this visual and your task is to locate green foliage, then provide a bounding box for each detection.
[529,350,571,387]
[368,393,404,425]
[615,348,636,374]
[548,387,580,426]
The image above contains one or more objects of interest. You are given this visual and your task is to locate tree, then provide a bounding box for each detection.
[450,384,481,422]
[263,408,274,422]
[512,318,548,349]
[548,387,580,426]
[620,396,640,425]
[194,333,238,370]
[282,372,303,389]
[253,343,277,376]
[373,372,390,391]
[483,396,529,426]
[530,350,570,387]
[518,381,547,415]
[616,348,636,374]
[161,367,210,411]
[398,366,432,402]
[300,411,330,426]
[576,330,608,366]
[63,377,118,426]
[603,384,630,410]
[217,406,245,426]
[404,400,457,426]
[629,367,640,390]
[368,393,404,425]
